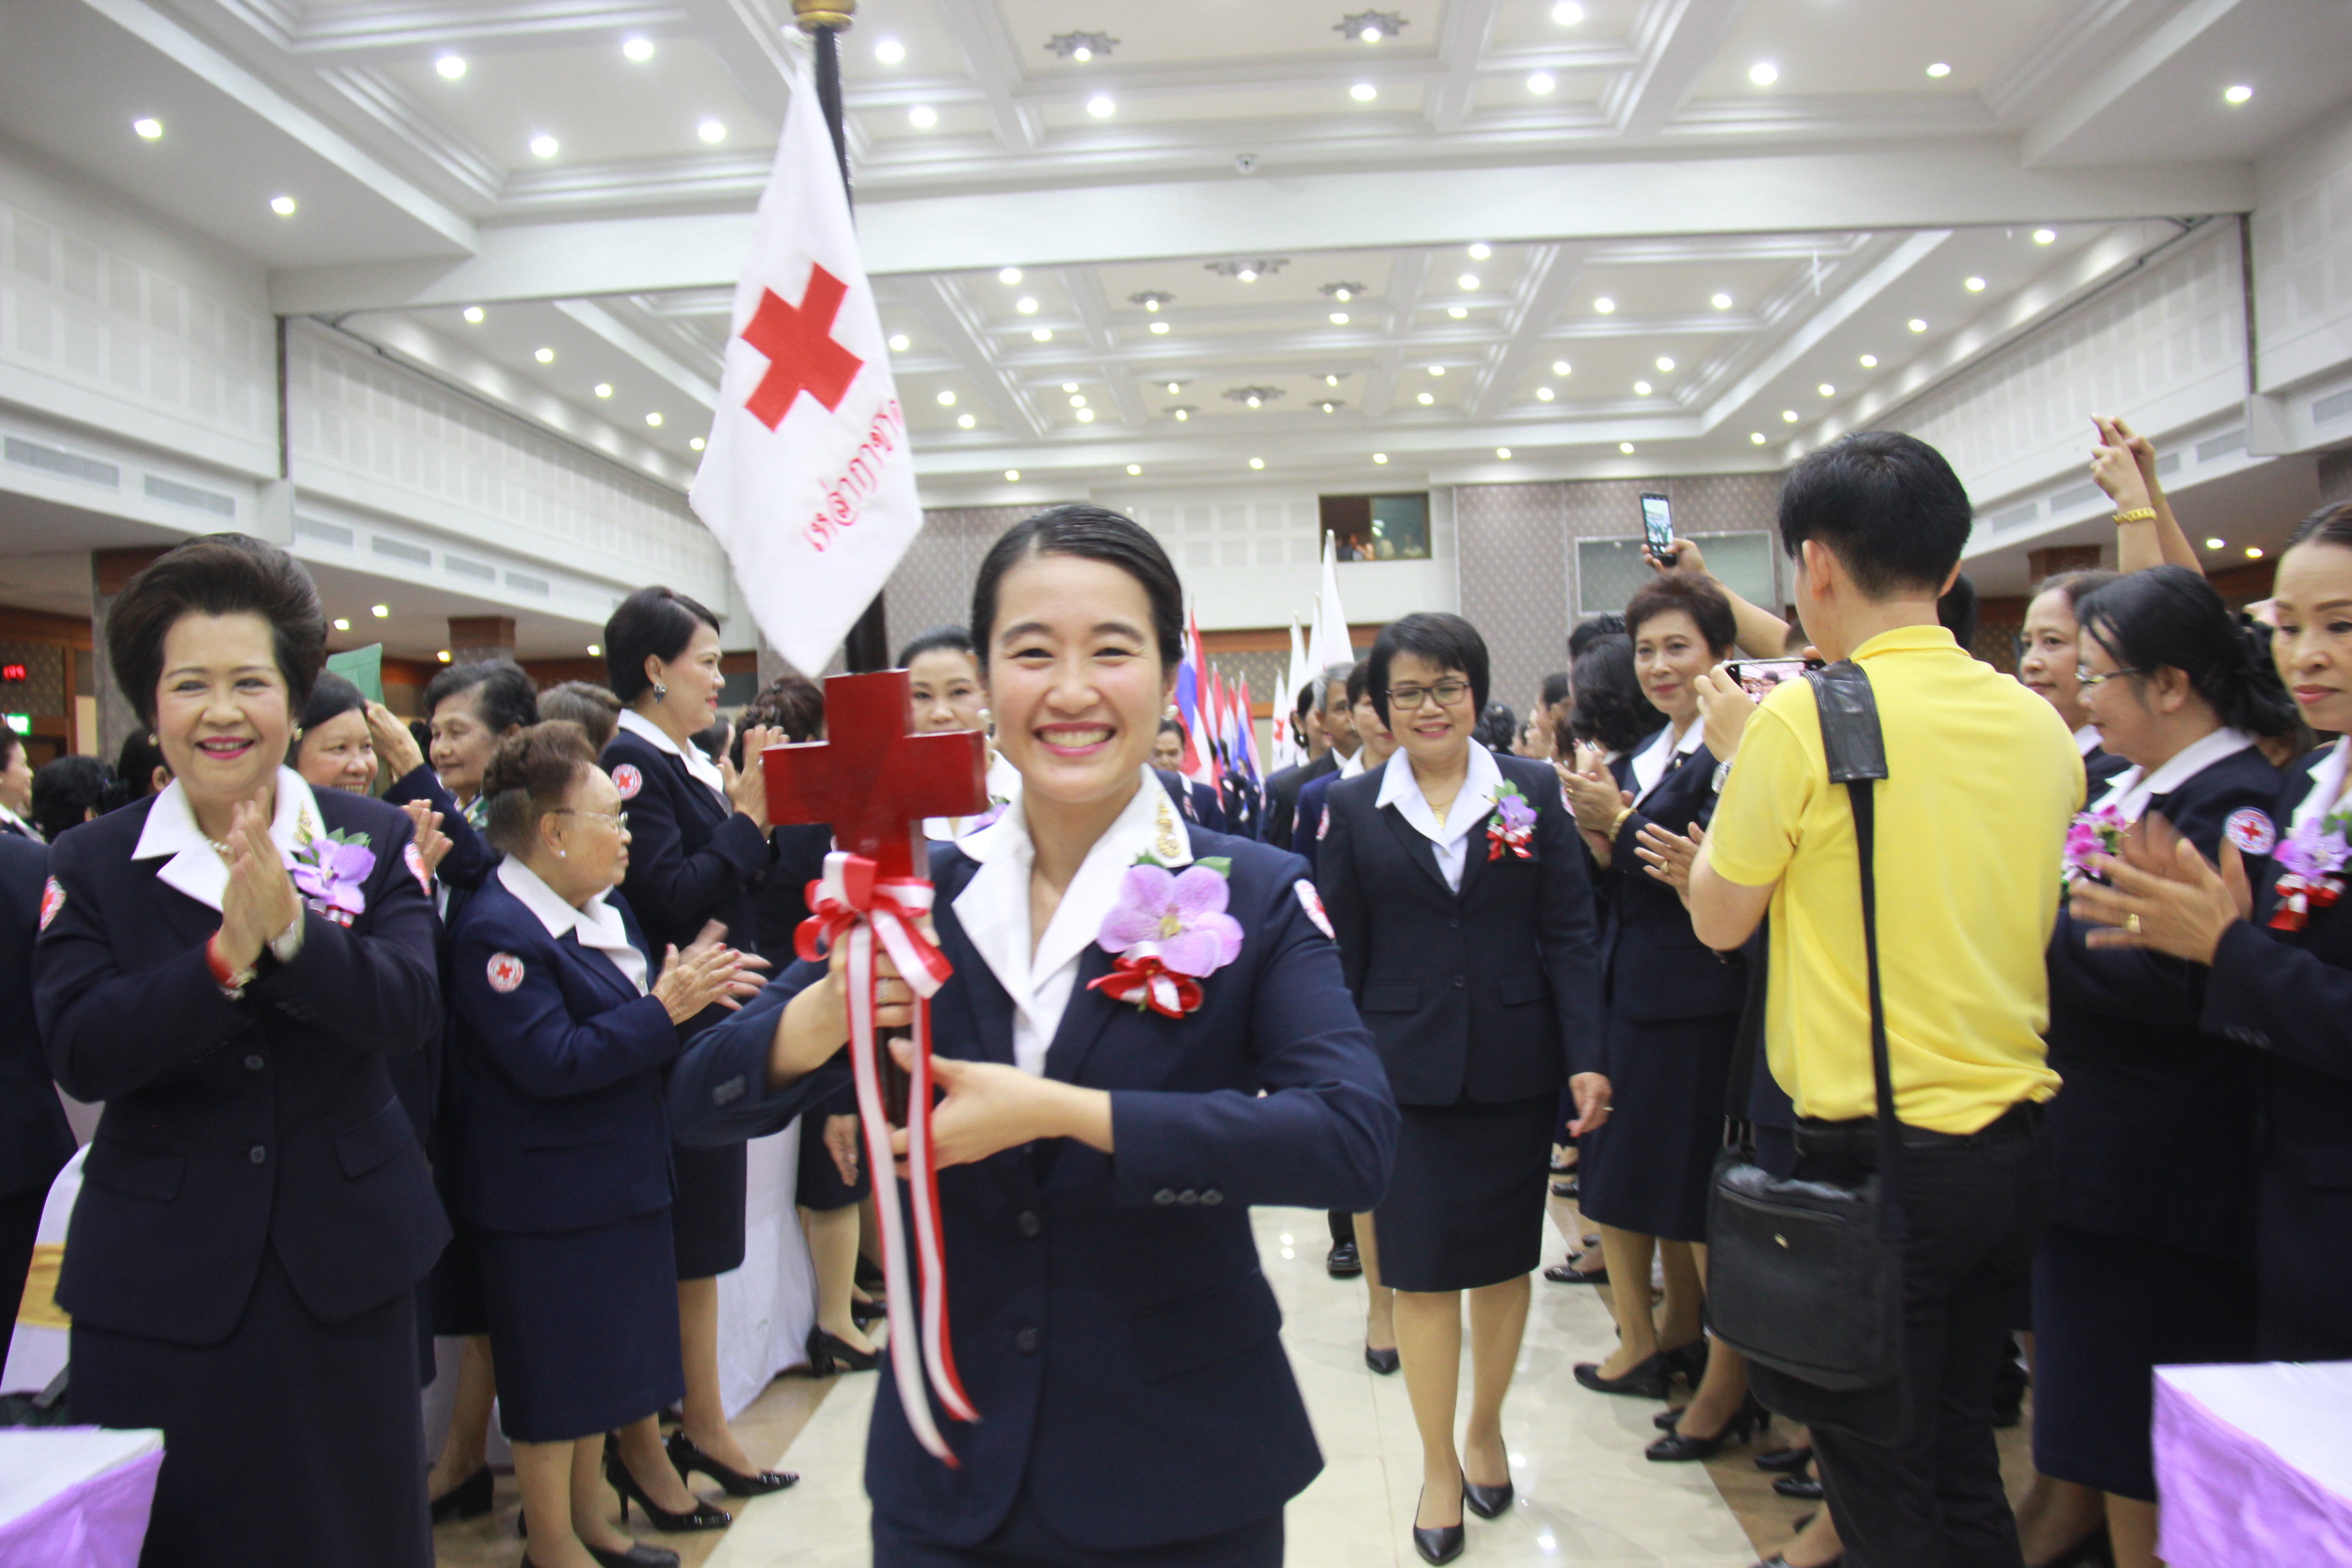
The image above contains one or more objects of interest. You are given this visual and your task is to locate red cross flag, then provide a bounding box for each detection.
[689,48,921,676]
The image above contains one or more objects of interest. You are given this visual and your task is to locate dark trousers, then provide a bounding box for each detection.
[1800,1109,2052,1568]
[1,1187,43,1372]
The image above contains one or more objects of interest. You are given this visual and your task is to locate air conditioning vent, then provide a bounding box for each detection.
[144,474,235,517]
[371,536,431,566]
[5,437,118,489]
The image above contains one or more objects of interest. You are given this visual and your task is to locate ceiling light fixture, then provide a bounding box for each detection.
[689,437,704,451]
[1552,359,1571,376]
[270,195,297,216]
[888,333,910,352]
[1149,320,1170,333]
[1655,356,1675,372]
[594,383,612,398]
[1537,385,1555,401]
[463,306,485,324]
[1528,71,1555,95]
[2033,228,2057,244]
[1619,442,1635,454]
[370,604,390,618]
[133,116,163,139]
[1015,296,1039,314]
[1341,10,1407,43]
[1131,289,1172,310]
[1817,382,1835,396]
[1076,408,1095,421]
[1496,448,1512,459]
[1448,306,1469,318]
[436,53,467,80]
[1249,457,1265,469]
[1063,381,1079,391]
[1925,61,1951,78]
[698,119,726,143]
[332,618,350,632]
[1326,374,1342,386]
[1458,274,1480,290]
[1350,82,1377,101]
[1552,1,1583,23]
[1750,432,1767,444]
[1330,312,1350,324]
[529,134,559,158]
[1086,93,1115,118]
[1592,296,1616,313]
[437,650,451,663]
[1417,391,1435,405]
[645,411,663,426]
[936,389,957,406]
[587,642,603,656]
[534,346,554,363]
[1000,267,1024,284]
[1128,463,1143,475]
[1032,327,1052,341]
[1173,409,1189,421]
[907,105,938,129]
[1634,380,1652,395]
[1068,394,1085,407]
[1045,30,1117,61]
[2224,84,2253,105]
[1964,276,1987,291]
[958,413,975,428]
[1710,292,1732,309]
[1859,353,1878,367]
[1782,409,1799,422]
[1207,258,1287,280]
[875,37,905,64]
[1373,451,1390,463]
[2205,537,2225,550]
[1166,381,1182,393]
[2247,545,2264,558]
[1908,317,1928,332]
[622,36,654,62]
[1004,469,1020,481]
[1748,61,1778,86]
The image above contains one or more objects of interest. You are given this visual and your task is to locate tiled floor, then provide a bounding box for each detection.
[440,1197,2035,1567]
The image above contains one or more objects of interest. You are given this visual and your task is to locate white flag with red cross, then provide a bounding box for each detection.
[689,47,919,677]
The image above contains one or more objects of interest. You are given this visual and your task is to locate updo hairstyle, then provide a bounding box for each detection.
[480,722,598,857]
[107,533,327,726]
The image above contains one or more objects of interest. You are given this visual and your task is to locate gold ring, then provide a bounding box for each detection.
[2125,913,2142,935]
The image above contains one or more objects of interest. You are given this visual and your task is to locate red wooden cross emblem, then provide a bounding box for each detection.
[762,670,989,880]
[740,265,866,431]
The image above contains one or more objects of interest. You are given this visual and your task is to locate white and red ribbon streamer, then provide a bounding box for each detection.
[798,850,977,1462]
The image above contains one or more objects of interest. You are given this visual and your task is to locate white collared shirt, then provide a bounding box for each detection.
[2074,723,2103,760]
[2091,727,2258,821]
[1337,748,1367,781]
[926,750,1023,842]
[2289,736,2351,836]
[617,708,728,802]
[1377,741,1505,894]
[1629,719,1704,805]
[133,766,329,913]
[497,856,648,994]
[0,803,39,842]
[951,767,1189,1077]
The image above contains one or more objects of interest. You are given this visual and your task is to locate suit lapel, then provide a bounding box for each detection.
[933,862,1017,1066]
[557,930,642,1007]
[1041,945,1120,1085]
[146,861,233,953]
[1378,801,1453,897]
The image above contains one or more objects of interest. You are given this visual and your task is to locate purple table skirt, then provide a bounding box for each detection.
[2155,1365,2352,1568]
[0,1445,164,1568]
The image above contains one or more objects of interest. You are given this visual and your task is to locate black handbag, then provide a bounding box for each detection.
[1704,659,1908,1443]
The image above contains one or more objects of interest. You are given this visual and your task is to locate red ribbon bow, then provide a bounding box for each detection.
[2269,872,2342,932]
[1088,952,1205,1018]
[1486,823,1533,862]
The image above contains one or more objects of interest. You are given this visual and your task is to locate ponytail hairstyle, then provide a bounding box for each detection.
[2074,565,2296,740]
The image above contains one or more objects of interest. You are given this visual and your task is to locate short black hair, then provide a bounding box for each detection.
[1539,671,1571,711]
[604,586,722,704]
[424,659,538,735]
[31,755,111,842]
[1938,571,1980,650]
[898,625,977,668]
[1624,570,1737,656]
[972,505,1183,670]
[2076,565,2296,740]
[106,533,327,727]
[297,670,367,736]
[2031,568,2121,613]
[1778,430,1972,598]
[1569,614,1624,659]
[104,730,169,811]
[1344,662,1371,708]
[2287,499,2352,555]
[1568,633,1652,754]
[1367,612,1490,727]
[1157,716,1183,737]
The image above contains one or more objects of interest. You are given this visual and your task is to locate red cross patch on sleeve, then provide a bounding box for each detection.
[39,877,63,932]
[487,953,526,992]
[404,840,431,893]
[612,763,643,800]
[1294,879,1335,940]
[2225,807,2277,857]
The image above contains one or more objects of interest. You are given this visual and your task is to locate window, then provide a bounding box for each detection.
[1576,531,1776,619]
[1319,493,1431,561]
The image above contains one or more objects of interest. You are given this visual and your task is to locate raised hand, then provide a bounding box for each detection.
[1646,536,1708,576]
[400,800,451,879]
[654,940,753,1023]
[218,799,301,971]
[2089,416,2154,514]
[2065,812,2242,965]
[723,724,780,828]
[1635,820,1704,906]
[365,702,427,780]
[1694,664,1757,764]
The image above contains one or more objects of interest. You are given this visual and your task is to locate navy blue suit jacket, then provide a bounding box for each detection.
[2199,750,2352,1350]
[604,728,769,960]
[1318,749,1604,1105]
[1152,768,1227,834]
[382,765,494,894]
[36,789,446,1342]
[1599,740,1747,1023]
[2046,747,2278,1245]
[0,834,71,1197]
[668,824,1396,1550]
[445,875,682,1234]
[1259,752,1336,850]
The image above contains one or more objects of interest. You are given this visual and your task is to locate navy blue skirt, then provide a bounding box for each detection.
[1377,1094,1553,1293]
[1579,1011,1740,1242]
[479,1208,686,1442]
[671,1138,747,1278]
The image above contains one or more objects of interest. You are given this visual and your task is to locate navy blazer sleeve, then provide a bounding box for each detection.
[383,764,493,891]
[1529,759,1606,1077]
[1108,847,1396,1212]
[39,805,441,1102]
[0,834,72,1196]
[605,737,769,947]
[665,959,853,1145]
[449,918,680,1099]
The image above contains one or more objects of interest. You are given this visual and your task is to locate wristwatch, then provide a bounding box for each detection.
[1712,760,1732,794]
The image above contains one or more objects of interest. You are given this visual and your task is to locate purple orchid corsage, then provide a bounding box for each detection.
[2269,809,2349,932]
[2062,804,2129,885]
[1486,782,1537,862]
[1088,857,1244,1018]
[288,825,374,926]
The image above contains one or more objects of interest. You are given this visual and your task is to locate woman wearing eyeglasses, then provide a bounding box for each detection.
[1317,613,1608,1565]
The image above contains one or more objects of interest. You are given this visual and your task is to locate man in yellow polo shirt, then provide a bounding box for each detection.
[1690,431,2082,1568]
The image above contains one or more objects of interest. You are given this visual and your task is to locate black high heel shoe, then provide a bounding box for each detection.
[1654,1405,1684,1431]
[851,1294,885,1329]
[805,1325,880,1375]
[1663,1339,1710,1388]
[1463,1476,1514,1518]
[1364,1343,1401,1375]
[1646,1394,1769,1461]
[1573,1351,1670,1399]
[666,1430,796,1497]
[602,1442,731,1533]
[1411,1487,1465,1565]
[1754,1443,1814,1473]
[428,1465,494,1523]
[1543,1256,1607,1285]
[1774,1472,1825,1500]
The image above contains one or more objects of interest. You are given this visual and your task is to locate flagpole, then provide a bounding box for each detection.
[794,0,890,674]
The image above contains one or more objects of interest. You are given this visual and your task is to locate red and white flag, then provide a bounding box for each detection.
[690,48,919,676]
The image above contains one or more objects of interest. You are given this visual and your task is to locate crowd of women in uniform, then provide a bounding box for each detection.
[6,408,2351,1568]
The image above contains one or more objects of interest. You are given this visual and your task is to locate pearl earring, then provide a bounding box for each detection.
[557,848,567,859]
[653,683,668,700]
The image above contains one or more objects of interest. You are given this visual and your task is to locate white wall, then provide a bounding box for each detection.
[2249,97,2352,454]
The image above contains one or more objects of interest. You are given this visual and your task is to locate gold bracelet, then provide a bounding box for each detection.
[2113,507,2157,524]
[1607,805,1635,837]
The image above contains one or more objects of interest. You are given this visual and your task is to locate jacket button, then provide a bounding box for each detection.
[1014,1326,1039,1355]
[1153,1189,1176,1205]
[1177,1190,1199,1205]
[243,1054,264,1071]
[1453,974,1466,988]
[248,1145,267,1164]
[1017,1210,1041,1238]
[1200,1190,1223,1206]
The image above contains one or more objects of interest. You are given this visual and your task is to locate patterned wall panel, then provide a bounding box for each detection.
[2251,101,2352,390]
[887,504,1034,646]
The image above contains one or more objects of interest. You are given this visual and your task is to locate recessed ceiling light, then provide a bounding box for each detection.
[1076,408,1095,422]
[1374,451,1390,463]
[529,134,559,159]
[1817,383,1835,396]
[1016,296,1039,314]
[1128,463,1143,475]
[1249,457,1266,469]
[1429,365,1446,376]
[622,36,655,62]
[1418,391,1435,405]
[587,642,603,656]
[1165,382,1180,393]
[436,53,467,80]
[1552,2,1584,23]
[594,382,613,397]
[436,650,451,663]
[1173,409,1188,421]
[463,306,485,324]
[1068,394,1086,407]
[936,389,957,406]
[1750,432,1767,444]
[1655,356,1675,372]
[370,604,390,618]
[534,346,554,363]
[1552,359,1571,376]
[332,618,350,632]
[2033,228,2057,244]
[2224,84,2253,105]
[2205,537,2225,550]
[2247,545,2264,558]
[1326,374,1341,386]
[1024,325,1047,340]
[1634,380,1652,395]
[1360,26,1381,43]
[1087,93,1115,117]
[1537,385,1555,401]
[875,37,906,64]
[1446,305,1467,318]
[270,195,298,216]
[1458,274,1480,291]
[1710,293,1732,310]
[1245,395,1261,408]
[1350,82,1377,102]
[1593,296,1615,313]
[1149,321,1170,333]
[689,437,704,451]
[998,267,1022,284]
[1859,353,1878,368]
[1619,442,1635,454]
[1748,61,1778,86]
[1782,409,1799,422]
[1908,317,1928,332]
[1527,71,1555,95]
[1237,267,1257,282]
[1964,276,1987,292]
[1076,44,1097,59]
[887,333,911,352]
[1925,62,1951,78]
[132,116,163,140]
[1004,469,1020,481]
[1330,312,1350,324]
[698,119,727,144]
[1496,447,1512,459]
[645,411,664,426]
[958,412,976,429]
[908,105,937,129]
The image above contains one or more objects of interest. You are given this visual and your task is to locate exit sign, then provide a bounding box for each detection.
[2,716,27,735]
[0,666,24,683]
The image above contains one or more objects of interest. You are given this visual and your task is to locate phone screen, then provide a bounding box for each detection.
[1726,658,1814,701]
[1639,493,1674,561]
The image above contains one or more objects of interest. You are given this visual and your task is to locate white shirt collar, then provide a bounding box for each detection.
[617,708,728,799]
[1377,741,1504,851]
[0,802,38,840]
[2091,728,2258,821]
[2290,736,2351,836]
[926,750,1022,841]
[2074,723,2103,758]
[1338,748,1366,780]
[497,856,648,994]
[952,767,1189,1075]
[1630,719,1703,803]
[132,767,328,913]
